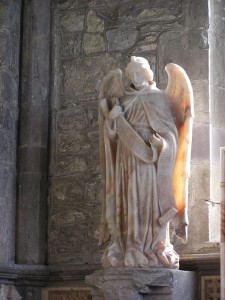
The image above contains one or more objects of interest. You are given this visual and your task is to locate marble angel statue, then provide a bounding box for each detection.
[98,56,194,269]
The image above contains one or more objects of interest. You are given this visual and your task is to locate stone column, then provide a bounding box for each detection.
[0,0,21,263]
[209,0,225,242]
[16,0,50,264]
[220,147,225,300]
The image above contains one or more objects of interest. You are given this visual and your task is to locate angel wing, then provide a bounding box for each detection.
[98,68,124,246]
[165,63,194,243]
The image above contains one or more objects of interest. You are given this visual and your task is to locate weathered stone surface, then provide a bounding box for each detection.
[209,163,220,242]
[16,0,50,265]
[209,0,225,37]
[83,34,105,54]
[19,107,48,147]
[158,29,208,84]
[98,1,182,25]
[209,34,225,88]
[191,123,210,162]
[60,11,85,32]
[0,70,18,108]
[132,35,158,53]
[192,80,209,124]
[184,0,208,29]
[140,22,183,35]
[48,201,101,264]
[58,131,91,153]
[56,154,88,175]
[106,28,138,51]
[61,55,119,97]
[0,102,17,132]
[86,268,197,300]
[61,33,82,57]
[87,10,104,32]
[0,0,20,265]
[209,84,225,130]
[17,173,47,264]
[58,106,88,131]
[0,130,16,164]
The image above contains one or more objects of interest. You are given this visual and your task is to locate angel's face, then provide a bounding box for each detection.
[125,64,153,90]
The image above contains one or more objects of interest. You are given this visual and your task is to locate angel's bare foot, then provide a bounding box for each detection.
[124,248,148,268]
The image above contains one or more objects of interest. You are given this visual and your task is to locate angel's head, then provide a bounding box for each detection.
[99,68,124,101]
[125,56,154,90]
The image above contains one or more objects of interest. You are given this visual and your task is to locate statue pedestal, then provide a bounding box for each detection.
[86,268,197,300]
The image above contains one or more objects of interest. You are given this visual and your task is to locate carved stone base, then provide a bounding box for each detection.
[86,268,197,300]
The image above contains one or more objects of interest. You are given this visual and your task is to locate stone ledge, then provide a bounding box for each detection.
[0,253,220,286]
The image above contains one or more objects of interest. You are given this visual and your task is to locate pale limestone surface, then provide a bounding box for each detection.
[98,56,194,269]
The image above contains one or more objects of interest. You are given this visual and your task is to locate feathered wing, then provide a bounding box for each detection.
[165,63,194,243]
[98,68,124,246]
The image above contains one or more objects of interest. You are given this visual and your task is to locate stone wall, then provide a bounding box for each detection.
[0,0,20,263]
[48,0,213,265]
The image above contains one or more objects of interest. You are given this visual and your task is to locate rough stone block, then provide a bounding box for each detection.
[58,106,88,131]
[61,55,119,97]
[57,0,88,10]
[98,1,182,25]
[106,28,138,51]
[83,33,105,54]
[140,22,183,35]
[58,131,91,153]
[56,154,88,175]
[86,268,197,300]
[60,11,85,32]
[132,35,158,53]
[87,10,104,32]
[61,33,82,57]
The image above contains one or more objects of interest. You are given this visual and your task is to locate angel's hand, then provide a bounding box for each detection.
[150,133,163,149]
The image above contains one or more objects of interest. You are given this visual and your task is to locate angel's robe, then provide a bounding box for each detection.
[100,83,180,269]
